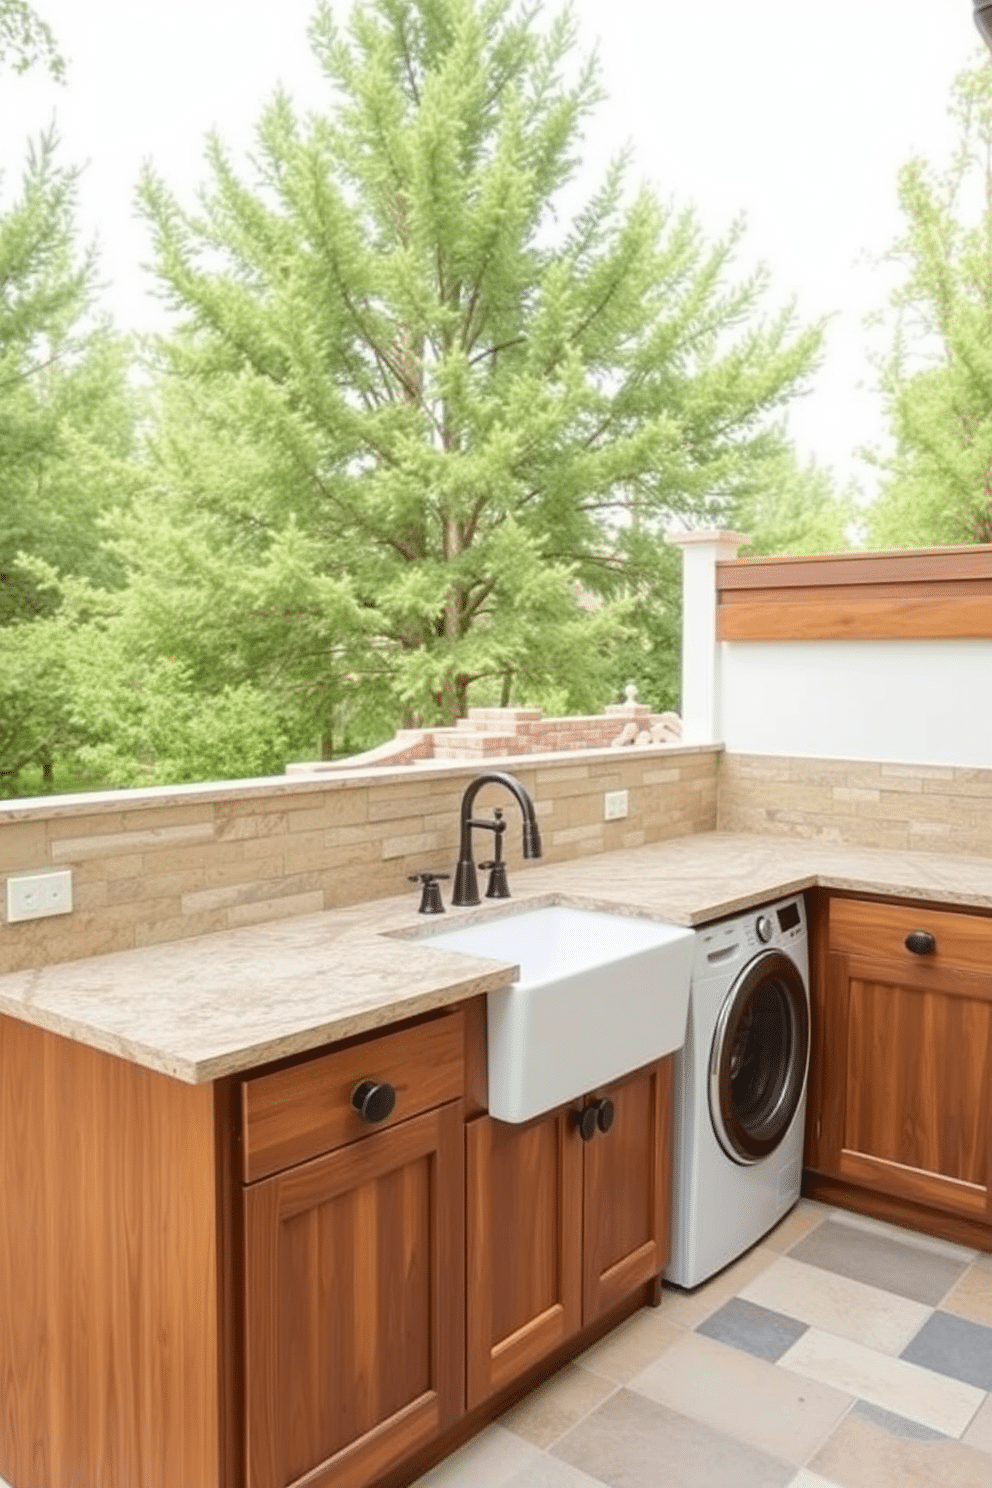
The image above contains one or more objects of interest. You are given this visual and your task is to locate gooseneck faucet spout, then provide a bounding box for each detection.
[451,771,543,907]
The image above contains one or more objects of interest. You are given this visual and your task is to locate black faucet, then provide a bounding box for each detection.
[451,771,543,907]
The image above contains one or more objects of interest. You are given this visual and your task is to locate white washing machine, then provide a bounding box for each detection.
[665,894,810,1289]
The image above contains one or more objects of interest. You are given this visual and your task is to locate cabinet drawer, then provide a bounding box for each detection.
[829,897,992,976]
[241,1011,464,1182]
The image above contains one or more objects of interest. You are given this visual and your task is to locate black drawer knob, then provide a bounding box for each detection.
[352,1080,397,1123]
[594,1097,616,1134]
[571,1105,599,1142]
[905,930,936,956]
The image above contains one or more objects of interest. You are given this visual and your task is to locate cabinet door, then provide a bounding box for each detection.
[582,1058,673,1322]
[244,1102,464,1488]
[818,899,992,1221]
[465,1107,583,1408]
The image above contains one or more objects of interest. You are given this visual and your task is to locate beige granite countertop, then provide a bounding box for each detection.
[1,831,991,1084]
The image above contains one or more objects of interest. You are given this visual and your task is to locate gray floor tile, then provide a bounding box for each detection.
[696,1296,808,1362]
[852,1398,946,1442]
[552,1387,795,1488]
[788,1219,967,1306]
[900,1309,992,1391]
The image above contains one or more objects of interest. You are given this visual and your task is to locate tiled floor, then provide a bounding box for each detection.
[414,1200,992,1488]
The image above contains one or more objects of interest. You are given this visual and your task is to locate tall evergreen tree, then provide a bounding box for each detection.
[0,131,138,781]
[126,0,821,754]
[869,58,992,548]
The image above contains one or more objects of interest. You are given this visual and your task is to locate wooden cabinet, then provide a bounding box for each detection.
[808,896,992,1222]
[241,1013,466,1488]
[465,1057,672,1407]
[0,995,676,1488]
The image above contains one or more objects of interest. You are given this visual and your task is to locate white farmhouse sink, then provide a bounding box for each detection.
[422,904,695,1123]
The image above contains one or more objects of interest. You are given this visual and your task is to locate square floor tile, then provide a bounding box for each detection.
[578,1307,684,1385]
[827,1209,977,1266]
[788,1220,967,1307]
[778,1327,985,1437]
[940,1264,992,1329]
[851,1399,946,1442]
[498,1363,617,1448]
[810,1409,992,1488]
[414,1425,549,1488]
[629,1329,851,1467]
[900,1309,992,1391]
[696,1296,808,1362]
[552,1387,795,1488]
[740,1254,932,1355]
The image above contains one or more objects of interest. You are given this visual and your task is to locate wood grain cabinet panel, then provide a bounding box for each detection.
[466,1058,672,1408]
[810,897,992,1221]
[583,1060,672,1322]
[465,1106,583,1407]
[245,1102,464,1488]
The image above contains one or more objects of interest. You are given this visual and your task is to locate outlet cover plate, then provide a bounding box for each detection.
[6,869,73,923]
[604,789,629,822]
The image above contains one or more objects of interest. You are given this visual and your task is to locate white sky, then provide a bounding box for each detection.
[0,0,983,496]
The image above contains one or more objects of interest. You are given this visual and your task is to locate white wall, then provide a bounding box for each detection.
[719,639,992,768]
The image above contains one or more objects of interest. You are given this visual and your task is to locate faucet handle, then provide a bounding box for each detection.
[408,871,449,915]
[478,860,511,899]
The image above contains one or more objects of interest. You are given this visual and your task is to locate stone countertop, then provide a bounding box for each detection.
[1,831,990,1084]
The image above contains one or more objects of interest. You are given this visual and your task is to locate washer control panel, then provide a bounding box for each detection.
[696,896,806,975]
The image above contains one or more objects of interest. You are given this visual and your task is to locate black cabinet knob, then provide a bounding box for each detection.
[594,1097,616,1134]
[571,1105,599,1142]
[352,1080,397,1123]
[905,930,936,956]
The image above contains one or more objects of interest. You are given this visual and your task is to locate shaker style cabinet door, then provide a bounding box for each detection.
[581,1059,673,1323]
[816,897,992,1222]
[244,1102,464,1488]
[465,1105,583,1409]
[465,1056,673,1408]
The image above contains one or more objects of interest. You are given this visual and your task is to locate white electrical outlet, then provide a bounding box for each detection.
[6,869,73,923]
[604,789,629,822]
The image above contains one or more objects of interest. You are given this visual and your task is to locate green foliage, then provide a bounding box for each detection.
[0,131,140,780]
[0,0,64,79]
[124,0,822,761]
[869,58,992,548]
[734,450,854,557]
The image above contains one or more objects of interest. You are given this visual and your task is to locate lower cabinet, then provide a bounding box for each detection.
[241,1014,466,1488]
[465,1057,673,1407]
[809,895,992,1222]
[239,1011,674,1486]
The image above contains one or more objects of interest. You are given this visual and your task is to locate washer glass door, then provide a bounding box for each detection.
[708,949,809,1165]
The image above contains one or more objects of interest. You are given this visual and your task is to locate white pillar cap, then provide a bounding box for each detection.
[664,528,749,554]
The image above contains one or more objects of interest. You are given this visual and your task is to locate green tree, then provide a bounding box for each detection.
[869,58,992,548]
[123,0,821,763]
[0,0,63,79]
[0,132,139,783]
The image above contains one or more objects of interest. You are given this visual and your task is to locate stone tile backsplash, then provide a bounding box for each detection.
[718,755,992,857]
[0,747,719,973]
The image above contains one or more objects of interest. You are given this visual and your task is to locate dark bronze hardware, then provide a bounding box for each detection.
[352,1080,397,1123]
[451,773,542,906]
[905,930,936,956]
[408,872,450,914]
